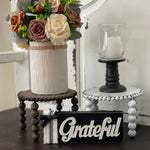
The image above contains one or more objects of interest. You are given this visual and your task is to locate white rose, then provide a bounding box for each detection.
[39,0,60,12]
[45,14,70,46]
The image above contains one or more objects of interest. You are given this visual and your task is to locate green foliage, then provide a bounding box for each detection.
[7,0,82,42]
[69,3,82,13]
[18,25,29,40]
[68,21,82,40]
[61,0,81,6]
[70,24,76,30]
[69,30,82,40]
[31,0,38,6]
[64,2,82,15]
[5,12,16,22]
[28,6,36,13]
[17,0,32,13]
[64,3,70,13]
[5,14,10,22]
[28,0,52,20]
[8,32,23,43]
[44,0,52,14]
[36,14,49,20]
[9,10,13,13]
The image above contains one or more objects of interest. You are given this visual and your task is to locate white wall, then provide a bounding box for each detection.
[82,0,150,125]
[0,0,16,111]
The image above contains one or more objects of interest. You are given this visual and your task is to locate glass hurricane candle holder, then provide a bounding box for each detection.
[98,24,125,60]
[98,24,126,93]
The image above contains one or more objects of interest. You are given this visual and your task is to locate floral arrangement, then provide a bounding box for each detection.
[6,0,82,47]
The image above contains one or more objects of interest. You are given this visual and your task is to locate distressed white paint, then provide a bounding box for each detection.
[78,0,107,107]
[29,42,68,95]
[81,0,107,17]
[13,43,30,94]
[67,41,76,90]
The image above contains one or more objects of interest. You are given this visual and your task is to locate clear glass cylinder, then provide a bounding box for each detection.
[98,24,125,60]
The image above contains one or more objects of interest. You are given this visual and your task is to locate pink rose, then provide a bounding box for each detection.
[38,0,60,12]
[68,9,82,27]
[28,20,47,43]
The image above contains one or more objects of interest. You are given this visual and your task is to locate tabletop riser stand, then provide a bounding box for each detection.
[83,87,143,138]
[18,89,79,141]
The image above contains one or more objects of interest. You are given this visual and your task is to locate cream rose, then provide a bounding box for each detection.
[39,0,60,12]
[45,14,70,46]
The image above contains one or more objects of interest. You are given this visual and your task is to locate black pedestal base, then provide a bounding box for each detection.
[100,85,126,93]
[99,58,126,93]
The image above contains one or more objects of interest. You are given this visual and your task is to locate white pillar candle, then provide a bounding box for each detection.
[105,36,122,59]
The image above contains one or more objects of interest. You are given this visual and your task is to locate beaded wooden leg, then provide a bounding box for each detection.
[71,97,79,111]
[56,99,62,111]
[31,102,40,141]
[128,99,137,138]
[19,100,26,130]
[84,99,98,111]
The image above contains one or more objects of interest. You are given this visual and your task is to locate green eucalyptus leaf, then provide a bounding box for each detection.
[69,3,81,12]
[5,12,16,23]
[8,32,23,43]
[5,14,10,22]
[64,1,82,12]
[32,0,39,6]
[69,30,82,40]
[17,0,32,13]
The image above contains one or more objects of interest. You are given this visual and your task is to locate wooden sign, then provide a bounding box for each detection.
[41,111,123,144]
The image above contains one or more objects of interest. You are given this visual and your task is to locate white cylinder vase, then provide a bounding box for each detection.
[29,42,68,95]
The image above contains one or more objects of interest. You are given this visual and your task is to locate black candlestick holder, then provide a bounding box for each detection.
[99,58,126,93]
